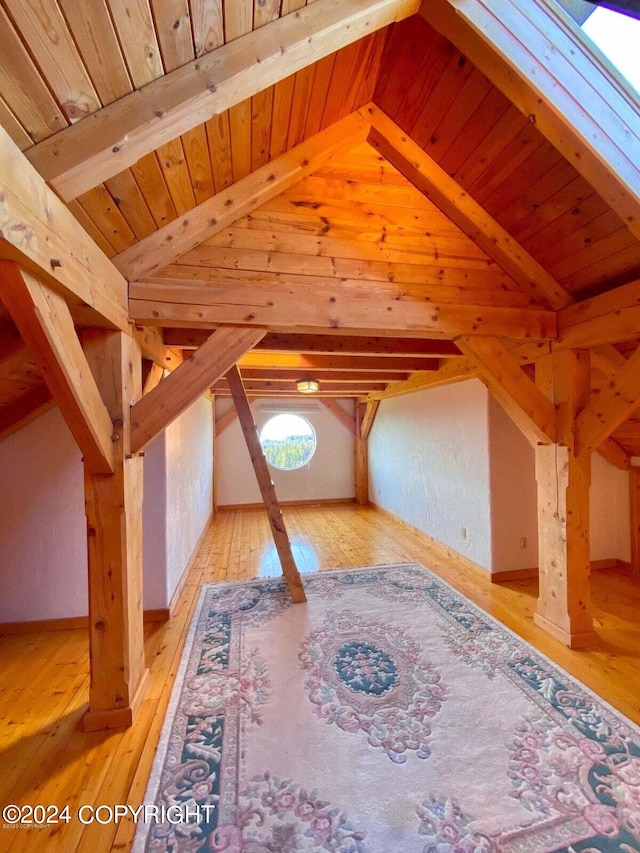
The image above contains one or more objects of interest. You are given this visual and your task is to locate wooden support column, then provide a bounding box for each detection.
[227,366,306,603]
[355,400,379,505]
[534,350,598,649]
[630,467,640,574]
[81,330,147,731]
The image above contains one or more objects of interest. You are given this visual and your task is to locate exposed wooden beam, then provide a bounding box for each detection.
[558,278,640,348]
[359,399,380,441]
[421,0,640,240]
[363,103,572,310]
[130,326,266,453]
[27,0,418,201]
[130,280,557,340]
[237,353,439,372]
[132,325,184,373]
[214,379,385,394]
[611,421,640,443]
[367,357,479,400]
[591,345,627,378]
[355,402,372,504]
[457,336,557,445]
[0,125,130,333]
[235,368,409,383]
[227,365,306,603]
[215,405,241,438]
[0,383,54,441]
[115,112,370,280]
[599,437,631,471]
[166,329,463,357]
[1,262,115,474]
[575,347,640,454]
[319,399,357,435]
[142,362,165,395]
[0,337,28,374]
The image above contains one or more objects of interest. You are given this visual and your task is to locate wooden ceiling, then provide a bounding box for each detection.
[1,0,640,457]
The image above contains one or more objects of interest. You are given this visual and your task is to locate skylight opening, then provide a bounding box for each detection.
[579,5,640,95]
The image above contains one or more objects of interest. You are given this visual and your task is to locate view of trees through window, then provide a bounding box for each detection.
[259,414,316,471]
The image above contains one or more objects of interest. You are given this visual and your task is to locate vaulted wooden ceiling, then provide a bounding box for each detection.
[1,0,639,459]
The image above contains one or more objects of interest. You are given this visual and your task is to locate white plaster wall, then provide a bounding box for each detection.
[142,432,168,610]
[368,380,493,570]
[591,452,630,562]
[215,398,355,506]
[0,397,213,622]
[164,397,213,602]
[488,397,539,573]
[0,408,87,621]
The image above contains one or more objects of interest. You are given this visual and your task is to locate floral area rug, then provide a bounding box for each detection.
[134,563,640,852]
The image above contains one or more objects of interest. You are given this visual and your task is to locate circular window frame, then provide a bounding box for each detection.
[259,413,317,472]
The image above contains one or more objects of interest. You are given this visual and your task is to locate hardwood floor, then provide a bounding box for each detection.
[1,503,639,852]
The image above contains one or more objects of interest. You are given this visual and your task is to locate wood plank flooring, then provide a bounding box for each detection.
[1,503,639,851]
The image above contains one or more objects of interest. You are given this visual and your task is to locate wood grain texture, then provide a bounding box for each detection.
[0,263,115,474]
[419,0,640,240]
[534,350,597,648]
[27,0,419,199]
[129,278,557,339]
[0,124,129,333]
[81,329,147,730]
[130,326,266,452]
[227,365,306,602]
[1,504,640,851]
[115,112,370,278]
[458,336,557,446]
[319,398,357,435]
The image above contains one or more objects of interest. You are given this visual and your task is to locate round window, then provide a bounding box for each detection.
[259,414,316,471]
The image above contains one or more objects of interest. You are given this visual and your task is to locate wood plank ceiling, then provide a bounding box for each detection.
[0,2,639,454]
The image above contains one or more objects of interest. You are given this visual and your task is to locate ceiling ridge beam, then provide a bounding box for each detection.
[130,325,266,453]
[26,0,419,202]
[115,111,370,281]
[458,335,557,445]
[419,0,640,240]
[361,102,573,310]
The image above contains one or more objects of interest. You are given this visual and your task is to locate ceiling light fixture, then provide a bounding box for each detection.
[296,378,320,394]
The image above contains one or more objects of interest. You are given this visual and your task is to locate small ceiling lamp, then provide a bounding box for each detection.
[296,377,319,394]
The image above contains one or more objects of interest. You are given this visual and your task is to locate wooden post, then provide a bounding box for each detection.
[355,403,368,506]
[355,400,379,505]
[80,330,148,730]
[226,366,306,603]
[630,467,640,573]
[534,350,598,648]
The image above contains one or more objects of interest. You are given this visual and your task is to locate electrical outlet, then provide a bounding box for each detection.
[461,526,467,540]
[520,537,527,549]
